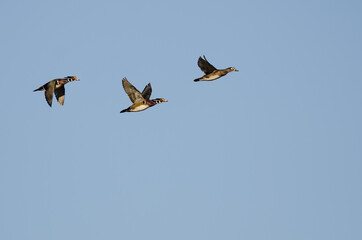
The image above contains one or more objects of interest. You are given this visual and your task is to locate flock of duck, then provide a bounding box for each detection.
[33,56,239,112]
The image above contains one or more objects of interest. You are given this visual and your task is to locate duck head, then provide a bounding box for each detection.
[227,67,239,72]
[65,76,80,81]
[152,98,168,104]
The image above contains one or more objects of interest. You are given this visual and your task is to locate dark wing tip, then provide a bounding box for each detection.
[122,77,130,83]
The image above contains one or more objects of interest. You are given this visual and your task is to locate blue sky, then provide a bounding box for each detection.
[1,0,362,239]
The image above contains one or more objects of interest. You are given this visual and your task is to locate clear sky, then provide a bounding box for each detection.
[1,0,362,239]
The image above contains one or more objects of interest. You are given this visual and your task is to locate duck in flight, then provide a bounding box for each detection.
[120,77,167,113]
[33,76,79,107]
[194,55,238,82]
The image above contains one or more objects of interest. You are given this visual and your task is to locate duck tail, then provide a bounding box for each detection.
[194,78,200,82]
[120,108,129,113]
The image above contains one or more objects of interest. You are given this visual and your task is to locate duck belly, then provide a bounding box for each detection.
[202,74,221,81]
[130,104,149,112]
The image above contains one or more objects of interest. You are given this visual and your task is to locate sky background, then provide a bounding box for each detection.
[1,0,362,239]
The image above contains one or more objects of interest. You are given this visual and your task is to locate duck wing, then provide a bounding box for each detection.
[141,83,152,100]
[44,80,56,107]
[198,55,217,74]
[122,77,145,103]
[54,85,65,105]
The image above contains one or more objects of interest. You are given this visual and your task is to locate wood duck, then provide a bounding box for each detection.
[120,77,167,113]
[33,76,79,107]
[194,55,238,82]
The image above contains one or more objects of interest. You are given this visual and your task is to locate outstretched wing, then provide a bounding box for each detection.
[122,77,145,103]
[141,83,152,100]
[197,55,217,74]
[44,80,56,107]
[54,85,65,105]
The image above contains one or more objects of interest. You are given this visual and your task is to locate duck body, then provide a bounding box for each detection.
[194,55,238,82]
[121,101,150,113]
[120,78,167,113]
[33,76,79,107]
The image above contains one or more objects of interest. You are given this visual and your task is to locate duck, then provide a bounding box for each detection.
[194,55,238,82]
[33,76,79,107]
[120,77,167,113]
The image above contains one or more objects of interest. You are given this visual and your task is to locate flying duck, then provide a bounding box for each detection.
[33,76,79,107]
[194,55,238,82]
[120,77,167,113]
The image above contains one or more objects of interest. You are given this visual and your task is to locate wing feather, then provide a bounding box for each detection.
[44,80,56,107]
[122,78,145,103]
[197,55,217,74]
[54,85,65,105]
[141,83,152,100]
